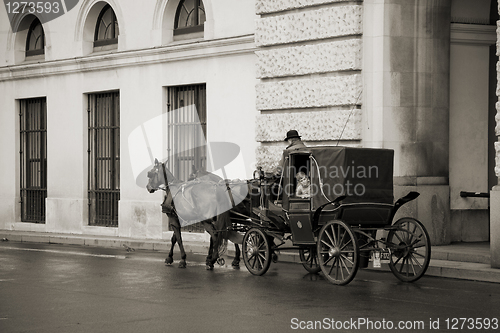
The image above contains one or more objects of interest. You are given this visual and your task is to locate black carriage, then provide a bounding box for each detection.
[230,146,431,286]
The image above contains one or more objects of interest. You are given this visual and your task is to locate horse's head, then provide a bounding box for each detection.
[146,159,166,193]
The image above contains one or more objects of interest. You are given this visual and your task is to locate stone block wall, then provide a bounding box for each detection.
[492,4,500,268]
[255,0,363,171]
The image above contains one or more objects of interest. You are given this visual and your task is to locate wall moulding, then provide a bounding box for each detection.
[0,35,255,82]
[451,23,496,45]
[256,0,360,15]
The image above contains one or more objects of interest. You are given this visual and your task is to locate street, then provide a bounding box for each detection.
[0,241,499,333]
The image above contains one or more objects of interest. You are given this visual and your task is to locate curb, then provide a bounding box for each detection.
[1,230,499,284]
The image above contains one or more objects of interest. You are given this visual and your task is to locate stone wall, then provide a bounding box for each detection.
[255,0,363,171]
[491,2,500,267]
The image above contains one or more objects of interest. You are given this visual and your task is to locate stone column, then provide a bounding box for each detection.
[254,0,364,171]
[363,0,452,245]
[491,2,500,268]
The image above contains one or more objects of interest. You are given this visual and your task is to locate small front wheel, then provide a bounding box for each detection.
[299,247,321,274]
[242,228,271,276]
[317,220,359,285]
[387,218,431,282]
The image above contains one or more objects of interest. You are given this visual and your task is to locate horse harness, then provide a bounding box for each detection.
[160,163,238,225]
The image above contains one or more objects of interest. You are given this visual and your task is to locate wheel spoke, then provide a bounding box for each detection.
[325,229,336,248]
[413,242,427,249]
[330,224,338,245]
[394,231,405,244]
[397,257,406,274]
[338,229,346,248]
[323,254,335,266]
[258,250,267,260]
[339,255,351,278]
[340,238,353,252]
[321,239,335,250]
[250,255,257,269]
[257,255,264,269]
[393,254,403,266]
[409,253,423,269]
[328,257,337,275]
[340,253,354,266]
[412,251,426,259]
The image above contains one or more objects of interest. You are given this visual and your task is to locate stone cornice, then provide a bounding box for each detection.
[450,23,496,45]
[0,35,255,82]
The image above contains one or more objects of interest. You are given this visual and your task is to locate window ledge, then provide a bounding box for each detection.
[173,31,204,42]
[93,44,119,54]
[170,35,205,45]
[24,54,45,63]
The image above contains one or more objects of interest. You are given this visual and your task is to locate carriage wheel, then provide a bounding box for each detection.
[242,228,271,276]
[299,247,321,274]
[317,220,359,285]
[387,218,431,282]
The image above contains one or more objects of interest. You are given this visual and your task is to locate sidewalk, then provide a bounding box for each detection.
[1,230,498,283]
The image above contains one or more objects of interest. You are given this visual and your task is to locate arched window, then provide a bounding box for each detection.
[174,0,205,36]
[94,4,119,47]
[26,18,44,57]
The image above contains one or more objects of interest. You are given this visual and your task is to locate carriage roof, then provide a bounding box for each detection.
[282,146,394,208]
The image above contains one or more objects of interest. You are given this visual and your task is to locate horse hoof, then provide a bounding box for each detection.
[232,262,240,269]
[178,260,186,268]
[165,257,173,265]
[206,265,214,270]
[272,253,278,263]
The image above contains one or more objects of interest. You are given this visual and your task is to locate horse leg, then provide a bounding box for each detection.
[170,221,186,268]
[165,232,176,265]
[228,231,243,269]
[206,237,214,269]
[232,244,241,269]
[203,222,218,270]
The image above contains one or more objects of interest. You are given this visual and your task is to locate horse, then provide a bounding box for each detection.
[146,159,245,269]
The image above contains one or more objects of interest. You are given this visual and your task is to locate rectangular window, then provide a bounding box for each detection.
[166,84,207,180]
[19,97,47,223]
[88,92,120,227]
[166,84,206,232]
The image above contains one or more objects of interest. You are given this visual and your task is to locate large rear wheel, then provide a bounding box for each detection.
[387,218,431,282]
[317,220,359,285]
[242,228,271,276]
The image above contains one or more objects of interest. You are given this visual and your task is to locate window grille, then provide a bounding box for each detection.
[88,92,120,226]
[166,84,206,232]
[19,97,47,223]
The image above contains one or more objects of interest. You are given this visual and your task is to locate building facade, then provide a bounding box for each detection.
[1,0,500,267]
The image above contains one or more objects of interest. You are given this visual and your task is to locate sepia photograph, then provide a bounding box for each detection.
[0,0,499,332]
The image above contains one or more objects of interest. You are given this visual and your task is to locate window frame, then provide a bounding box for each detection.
[173,0,205,36]
[19,97,47,223]
[25,18,45,57]
[93,4,119,47]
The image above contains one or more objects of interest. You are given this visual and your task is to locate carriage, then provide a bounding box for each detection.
[228,146,431,286]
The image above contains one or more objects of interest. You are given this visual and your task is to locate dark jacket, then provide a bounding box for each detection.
[277,139,306,173]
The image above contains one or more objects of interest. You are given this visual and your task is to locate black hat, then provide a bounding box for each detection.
[284,130,301,141]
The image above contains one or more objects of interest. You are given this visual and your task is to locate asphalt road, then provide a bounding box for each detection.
[0,241,499,333]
